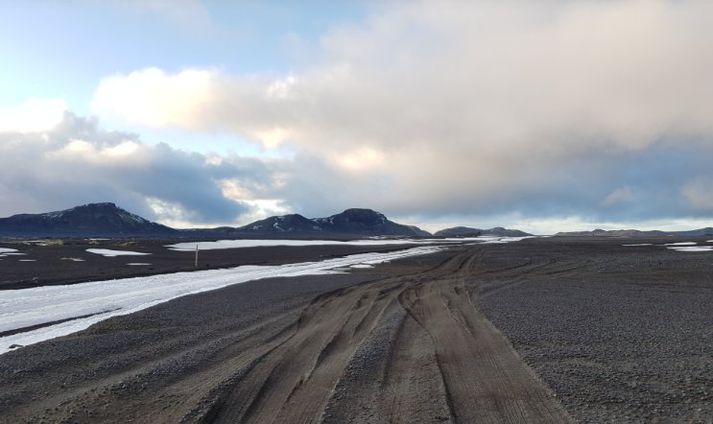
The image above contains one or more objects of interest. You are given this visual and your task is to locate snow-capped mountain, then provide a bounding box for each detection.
[238,208,431,237]
[0,203,176,237]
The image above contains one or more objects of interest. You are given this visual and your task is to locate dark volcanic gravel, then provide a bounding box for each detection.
[2,238,713,423]
[477,238,713,424]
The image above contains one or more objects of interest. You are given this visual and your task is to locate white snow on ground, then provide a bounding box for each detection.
[664,242,698,246]
[477,236,533,244]
[61,257,85,262]
[622,243,654,247]
[667,246,713,252]
[86,248,151,257]
[18,259,36,262]
[0,246,442,354]
[127,263,152,266]
[350,264,374,269]
[0,248,24,258]
[165,236,522,252]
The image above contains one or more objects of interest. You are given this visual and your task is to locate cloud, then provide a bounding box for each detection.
[0,113,282,226]
[0,98,67,133]
[86,0,713,225]
[93,68,216,129]
[682,178,713,211]
[603,187,636,207]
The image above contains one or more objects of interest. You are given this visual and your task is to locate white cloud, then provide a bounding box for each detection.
[75,1,713,226]
[332,146,385,172]
[603,187,636,207]
[48,139,146,165]
[0,113,281,226]
[92,67,216,129]
[0,98,66,133]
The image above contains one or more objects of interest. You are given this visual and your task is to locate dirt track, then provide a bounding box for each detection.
[0,246,571,423]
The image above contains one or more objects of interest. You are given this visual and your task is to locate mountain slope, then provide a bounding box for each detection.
[315,208,431,236]
[238,208,431,237]
[240,214,323,233]
[0,203,176,237]
[435,226,531,237]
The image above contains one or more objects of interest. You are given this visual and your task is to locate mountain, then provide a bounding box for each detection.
[315,208,431,236]
[240,214,323,233]
[239,208,431,237]
[555,227,713,237]
[673,227,713,237]
[0,204,430,238]
[0,203,177,237]
[435,226,532,237]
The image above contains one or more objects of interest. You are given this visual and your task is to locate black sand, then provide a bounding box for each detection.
[1,238,712,423]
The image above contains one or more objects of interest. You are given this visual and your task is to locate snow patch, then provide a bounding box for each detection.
[0,253,26,257]
[0,246,442,354]
[0,248,19,254]
[127,263,152,266]
[166,236,529,252]
[350,264,374,269]
[622,243,653,247]
[664,242,697,246]
[87,248,150,257]
[667,246,713,252]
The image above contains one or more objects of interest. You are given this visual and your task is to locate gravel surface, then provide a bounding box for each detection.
[1,238,712,423]
[478,238,713,423]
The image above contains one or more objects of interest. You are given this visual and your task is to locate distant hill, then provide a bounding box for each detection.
[555,228,713,237]
[0,204,430,238]
[435,226,531,237]
[238,208,431,237]
[0,203,176,237]
[240,214,323,233]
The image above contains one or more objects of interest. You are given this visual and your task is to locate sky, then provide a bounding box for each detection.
[1,0,713,234]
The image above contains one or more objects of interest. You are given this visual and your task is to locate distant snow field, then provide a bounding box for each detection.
[664,242,698,246]
[127,263,152,266]
[0,248,25,258]
[86,248,151,257]
[622,243,653,247]
[667,245,713,252]
[165,236,526,252]
[0,246,444,354]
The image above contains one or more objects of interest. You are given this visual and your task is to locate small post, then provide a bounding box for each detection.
[194,244,199,268]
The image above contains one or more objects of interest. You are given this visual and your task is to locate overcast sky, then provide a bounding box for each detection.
[1,0,713,234]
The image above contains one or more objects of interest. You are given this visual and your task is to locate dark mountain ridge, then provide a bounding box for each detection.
[0,203,176,237]
[237,208,431,237]
[435,226,532,237]
[0,204,430,238]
